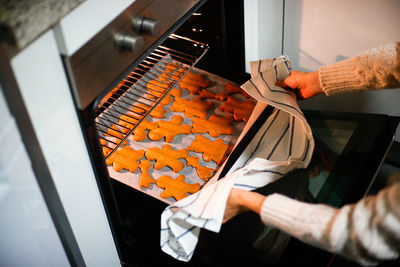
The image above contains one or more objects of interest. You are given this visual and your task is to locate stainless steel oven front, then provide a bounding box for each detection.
[62,0,250,265]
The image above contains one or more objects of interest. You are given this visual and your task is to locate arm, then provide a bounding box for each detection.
[224,182,400,265]
[279,42,400,98]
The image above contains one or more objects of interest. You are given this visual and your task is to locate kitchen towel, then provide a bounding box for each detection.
[160,55,315,261]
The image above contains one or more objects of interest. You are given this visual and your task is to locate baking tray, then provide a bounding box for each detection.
[99,67,252,204]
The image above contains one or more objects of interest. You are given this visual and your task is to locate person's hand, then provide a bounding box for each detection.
[223,188,248,223]
[276,70,323,99]
[223,189,266,223]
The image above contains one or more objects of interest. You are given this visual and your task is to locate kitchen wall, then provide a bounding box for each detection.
[245,0,400,139]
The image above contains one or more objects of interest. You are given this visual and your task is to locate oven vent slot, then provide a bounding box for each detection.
[95,34,209,159]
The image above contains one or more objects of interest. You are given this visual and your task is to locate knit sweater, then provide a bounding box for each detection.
[260,42,400,266]
[319,42,400,95]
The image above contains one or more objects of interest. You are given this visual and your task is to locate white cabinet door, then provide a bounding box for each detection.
[0,85,69,267]
[10,30,120,267]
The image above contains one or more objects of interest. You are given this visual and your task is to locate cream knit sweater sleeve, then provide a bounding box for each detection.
[319,42,400,95]
[260,182,400,266]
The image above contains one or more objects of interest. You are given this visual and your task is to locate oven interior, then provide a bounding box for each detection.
[65,0,252,265]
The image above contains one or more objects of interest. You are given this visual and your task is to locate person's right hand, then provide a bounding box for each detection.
[276,70,323,99]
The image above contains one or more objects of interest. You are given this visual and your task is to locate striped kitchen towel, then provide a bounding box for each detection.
[160,55,315,261]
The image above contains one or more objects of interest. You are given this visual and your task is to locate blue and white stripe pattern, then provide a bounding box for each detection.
[160,55,314,261]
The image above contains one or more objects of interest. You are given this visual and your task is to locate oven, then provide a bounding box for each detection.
[60,0,256,265]
[1,0,399,266]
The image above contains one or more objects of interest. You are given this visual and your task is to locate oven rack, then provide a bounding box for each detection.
[95,34,209,159]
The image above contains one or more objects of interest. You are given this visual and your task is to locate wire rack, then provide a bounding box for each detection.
[95,34,209,159]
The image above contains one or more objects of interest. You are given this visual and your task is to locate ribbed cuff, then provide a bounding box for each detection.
[319,58,364,96]
[260,194,303,232]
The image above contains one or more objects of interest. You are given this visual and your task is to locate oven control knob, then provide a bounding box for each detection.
[114,33,144,53]
[132,16,161,37]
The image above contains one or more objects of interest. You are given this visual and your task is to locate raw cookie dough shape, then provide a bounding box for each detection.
[132,119,159,142]
[191,114,234,137]
[198,89,216,99]
[224,83,251,98]
[138,160,156,189]
[186,156,216,181]
[105,146,144,172]
[157,174,200,201]
[179,71,211,95]
[170,97,213,119]
[148,115,191,143]
[188,135,232,165]
[218,96,255,122]
[145,145,188,172]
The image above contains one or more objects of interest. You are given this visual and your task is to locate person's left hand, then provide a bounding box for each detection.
[223,188,248,223]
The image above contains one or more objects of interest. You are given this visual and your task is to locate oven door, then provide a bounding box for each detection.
[195,110,399,266]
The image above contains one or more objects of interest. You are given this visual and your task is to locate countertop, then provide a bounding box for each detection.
[0,0,85,57]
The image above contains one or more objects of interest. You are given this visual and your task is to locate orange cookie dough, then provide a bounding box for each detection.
[186,156,215,181]
[191,114,233,137]
[105,146,144,172]
[145,145,188,172]
[157,174,200,201]
[170,97,213,119]
[224,83,251,98]
[215,92,228,101]
[132,119,158,142]
[179,71,211,95]
[148,115,191,143]
[218,97,255,122]
[149,104,167,118]
[198,89,216,99]
[188,135,232,165]
[138,160,156,189]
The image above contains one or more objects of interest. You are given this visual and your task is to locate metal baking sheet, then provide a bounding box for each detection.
[103,67,251,204]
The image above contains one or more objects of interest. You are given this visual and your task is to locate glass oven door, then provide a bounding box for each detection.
[196,110,399,266]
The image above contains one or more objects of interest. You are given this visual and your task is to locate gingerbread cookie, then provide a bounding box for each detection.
[191,114,233,137]
[170,97,213,119]
[186,156,216,181]
[188,135,232,165]
[198,89,216,99]
[145,145,188,172]
[218,97,255,122]
[179,71,211,95]
[224,83,251,98]
[132,119,159,142]
[149,104,167,118]
[138,160,156,189]
[157,174,200,201]
[105,146,144,172]
[215,92,228,101]
[150,90,180,118]
[170,88,182,98]
[159,94,172,105]
[148,115,191,143]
